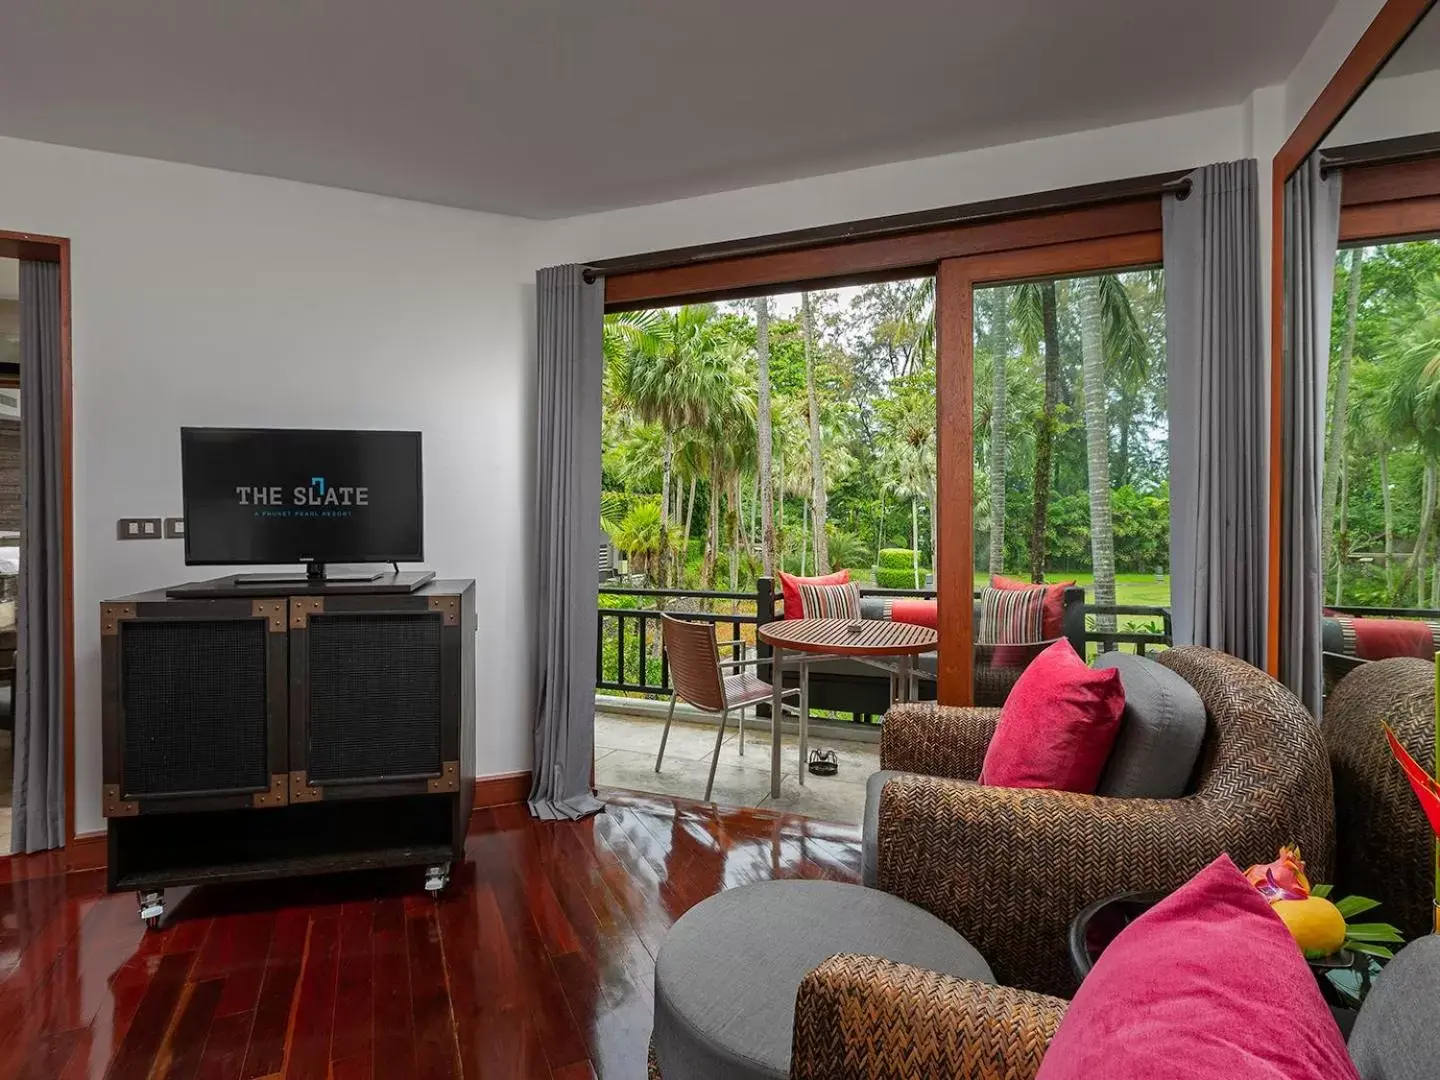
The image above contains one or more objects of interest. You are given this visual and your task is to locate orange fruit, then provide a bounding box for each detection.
[1271,896,1347,958]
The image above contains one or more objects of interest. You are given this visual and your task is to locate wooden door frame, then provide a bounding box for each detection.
[934,231,1164,704]
[0,229,77,864]
[1267,0,1438,675]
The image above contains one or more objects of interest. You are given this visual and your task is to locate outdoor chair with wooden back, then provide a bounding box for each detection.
[658,614,801,802]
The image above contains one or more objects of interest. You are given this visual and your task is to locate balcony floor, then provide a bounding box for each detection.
[594,709,878,826]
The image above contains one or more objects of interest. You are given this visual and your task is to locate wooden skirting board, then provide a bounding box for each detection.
[473,770,532,811]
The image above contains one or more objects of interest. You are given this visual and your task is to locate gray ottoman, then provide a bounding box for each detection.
[652,879,994,1080]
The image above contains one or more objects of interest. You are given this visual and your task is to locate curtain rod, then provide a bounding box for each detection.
[1320,133,1440,176]
[580,171,1192,284]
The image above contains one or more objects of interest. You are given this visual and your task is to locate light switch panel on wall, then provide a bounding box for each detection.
[116,517,164,540]
[163,517,185,539]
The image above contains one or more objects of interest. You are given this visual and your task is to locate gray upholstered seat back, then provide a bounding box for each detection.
[1349,936,1440,1080]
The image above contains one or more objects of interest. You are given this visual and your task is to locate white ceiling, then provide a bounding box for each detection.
[0,0,1334,219]
[1379,4,1440,77]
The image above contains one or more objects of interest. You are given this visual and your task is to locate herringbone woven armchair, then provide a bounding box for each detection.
[1323,657,1436,942]
[873,646,1335,996]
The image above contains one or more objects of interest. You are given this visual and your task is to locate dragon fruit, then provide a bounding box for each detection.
[1244,845,1311,902]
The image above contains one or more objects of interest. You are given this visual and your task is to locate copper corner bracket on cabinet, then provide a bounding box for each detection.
[289,596,324,628]
[100,603,135,636]
[252,773,288,808]
[427,595,460,625]
[103,784,138,817]
[252,599,287,632]
[289,771,323,803]
[427,761,461,793]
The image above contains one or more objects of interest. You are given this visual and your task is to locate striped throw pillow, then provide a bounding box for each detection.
[797,581,861,620]
[979,584,1046,644]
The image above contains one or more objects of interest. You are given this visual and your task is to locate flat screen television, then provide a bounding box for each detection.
[181,427,423,576]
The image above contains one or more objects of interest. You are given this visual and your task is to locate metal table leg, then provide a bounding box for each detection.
[896,654,913,703]
[799,662,810,787]
[770,644,784,799]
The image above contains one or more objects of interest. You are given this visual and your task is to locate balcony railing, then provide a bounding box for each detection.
[596,577,1174,704]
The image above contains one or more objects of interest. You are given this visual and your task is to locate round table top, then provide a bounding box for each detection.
[758,617,937,656]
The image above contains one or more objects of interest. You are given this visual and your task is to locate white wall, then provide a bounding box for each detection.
[1326,65,1440,146]
[0,134,541,834]
[537,105,1251,265]
[1285,0,1389,135]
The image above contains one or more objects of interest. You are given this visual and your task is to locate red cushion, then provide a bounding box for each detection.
[1035,856,1359,1080]
[979,639,1124,793]
[889,598,937,629]
[991,574,1074,640]
[778,569,849,619]
[1352,616,1440,661]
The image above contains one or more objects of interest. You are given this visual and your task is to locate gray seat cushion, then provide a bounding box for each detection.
[862,769,904,887]
[654,879,993,1080]
[1349,936,1440,1080]
[1093,651,1207,799]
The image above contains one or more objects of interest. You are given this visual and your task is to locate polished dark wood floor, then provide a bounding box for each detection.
[0,791,862,1079]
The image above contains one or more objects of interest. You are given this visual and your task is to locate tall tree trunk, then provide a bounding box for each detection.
[1381,452,1395,596]
[658,431,674,588]
[989,287,1010,574]
[1028,282,1061,583]
[1077,277,1117,632]
[802,293,829,572]
[1321,248,1363,582]
[702,457,722,589]
[755,297,777,580]
[1334,452,1349,605]
[911,499,921,589]
[875,489,886,567]
[1407,463,1436,604]
[682,475,698,586]
[799,499,810,576]
[729,472,742,603]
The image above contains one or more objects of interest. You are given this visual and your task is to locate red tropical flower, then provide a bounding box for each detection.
[1384,723,1440,838]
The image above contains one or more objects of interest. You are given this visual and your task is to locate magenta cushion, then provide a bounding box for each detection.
[979,639,1124,793]
[1035,856,1360,1080]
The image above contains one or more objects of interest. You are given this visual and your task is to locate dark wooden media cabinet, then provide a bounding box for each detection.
[100,579,475,926]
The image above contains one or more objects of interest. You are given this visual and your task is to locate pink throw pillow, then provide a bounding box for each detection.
[1035,856,1359,1080]
[778,569,849,619]
[979,639,1123,793]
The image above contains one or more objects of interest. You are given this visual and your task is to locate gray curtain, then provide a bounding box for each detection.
[529,265,605,821]
[1280,156,1342,717]
[12,260,64,853]
[1163,160,1267,668]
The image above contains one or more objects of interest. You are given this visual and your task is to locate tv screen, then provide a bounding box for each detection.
[181,428,423,566]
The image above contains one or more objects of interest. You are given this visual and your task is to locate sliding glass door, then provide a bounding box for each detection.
[935,234,1166,704]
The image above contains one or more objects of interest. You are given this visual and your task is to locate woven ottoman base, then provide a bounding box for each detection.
[651,880,992,1080]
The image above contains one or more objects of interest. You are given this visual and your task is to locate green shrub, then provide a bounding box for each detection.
[875,566,930,589]
[878,548,917,570]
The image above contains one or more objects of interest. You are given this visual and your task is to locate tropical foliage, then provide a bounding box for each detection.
[602,272,1171,601]
[1321,239,1440,607]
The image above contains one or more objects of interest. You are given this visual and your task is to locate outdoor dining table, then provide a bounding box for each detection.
[756,617,939,798]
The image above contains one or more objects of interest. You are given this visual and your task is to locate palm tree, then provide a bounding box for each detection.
[1014,281,1063,583]
[986,287,1012,574]
[1383,278,1440,601]
[801,293,830,573]
[1322,247,1365,590]
[755,296,777,579]
[606,305,728,586]
[879,393,937,587]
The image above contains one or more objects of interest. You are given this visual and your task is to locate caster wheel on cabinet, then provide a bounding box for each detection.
[424,863,451,896]
[137,890,165,930]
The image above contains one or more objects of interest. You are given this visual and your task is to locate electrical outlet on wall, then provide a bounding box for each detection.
[163,517,185,539]
[116,518,164,540]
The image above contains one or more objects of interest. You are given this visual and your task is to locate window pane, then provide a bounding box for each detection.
[972,270,1170,697]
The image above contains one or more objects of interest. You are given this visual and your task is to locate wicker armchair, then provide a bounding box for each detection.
[873,645,1335,996]
[791,956,1066,1080]
[1323,657,1436,942]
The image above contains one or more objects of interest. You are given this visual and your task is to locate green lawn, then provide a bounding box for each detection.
[846,567,1171,608]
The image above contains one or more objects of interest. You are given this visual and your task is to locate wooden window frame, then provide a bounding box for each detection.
[604,203,1163,707]
[935,231,1164,704]
[1268,0,1438,676]
[1339,154,1440,243]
